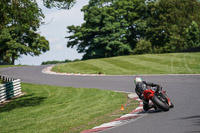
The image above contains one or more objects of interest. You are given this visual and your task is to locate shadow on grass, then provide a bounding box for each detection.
[0,94,46,113]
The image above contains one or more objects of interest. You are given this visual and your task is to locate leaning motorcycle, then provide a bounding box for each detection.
[143,89,174,111]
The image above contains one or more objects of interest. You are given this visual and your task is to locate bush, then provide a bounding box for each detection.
[133,39,152,54]
[185,21,200,49]
[41,59,81,65]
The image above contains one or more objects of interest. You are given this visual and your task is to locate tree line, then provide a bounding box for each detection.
[41,59,80,65]
[66,0,200,60]
[1,0,200,65]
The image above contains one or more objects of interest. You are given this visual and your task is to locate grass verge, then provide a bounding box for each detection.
[52,52,200,75]
[0,65,26,68]
[0,83,138,133]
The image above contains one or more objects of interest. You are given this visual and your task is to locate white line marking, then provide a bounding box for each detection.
[120,113,140,118]
[135,106,143,110]
[93,121,123,129]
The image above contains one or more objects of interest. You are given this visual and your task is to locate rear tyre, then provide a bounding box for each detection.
[152,96,170,111]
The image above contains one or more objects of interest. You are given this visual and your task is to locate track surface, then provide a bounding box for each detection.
[0,65,200,133]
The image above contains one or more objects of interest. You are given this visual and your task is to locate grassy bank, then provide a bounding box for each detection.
[52,52,200,75]
[0,83,138,133]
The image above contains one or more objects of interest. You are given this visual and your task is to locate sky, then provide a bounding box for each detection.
[15,0,89,66]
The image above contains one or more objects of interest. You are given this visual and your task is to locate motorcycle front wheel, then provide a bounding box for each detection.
[152,95,170,111]
[170,102,174,108]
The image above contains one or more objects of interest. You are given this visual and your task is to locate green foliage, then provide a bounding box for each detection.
[66,0,200,59]
[43,0,76,9]
[0,0,79,65]
[66,0,146,60]
[185,21,200,49]
[41,59,81,65]
[145,0,200,53]
[0,0,49,65]
[133,39,152,54]
[41,59,76,65]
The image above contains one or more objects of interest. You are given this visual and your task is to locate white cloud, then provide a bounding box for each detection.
[48,38,61,44]
[54,44,65,51]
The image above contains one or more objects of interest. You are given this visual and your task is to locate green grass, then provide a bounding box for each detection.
[52,52,200,75]
[0,83,138,133]
[0,65,25,68]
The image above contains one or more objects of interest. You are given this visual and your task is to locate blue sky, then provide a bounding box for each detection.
[15,0,89,65]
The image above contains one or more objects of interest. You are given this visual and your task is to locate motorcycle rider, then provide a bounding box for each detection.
[134,77,162,111]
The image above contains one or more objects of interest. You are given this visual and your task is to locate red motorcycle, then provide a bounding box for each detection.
[143,89,174,111]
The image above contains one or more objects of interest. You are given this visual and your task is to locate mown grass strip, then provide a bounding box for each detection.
[52,52,200,75]
[0,83,138,133]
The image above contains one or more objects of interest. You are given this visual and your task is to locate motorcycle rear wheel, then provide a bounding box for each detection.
[152,95,170,111]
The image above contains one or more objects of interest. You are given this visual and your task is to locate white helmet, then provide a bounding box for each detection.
[134,77,143,85]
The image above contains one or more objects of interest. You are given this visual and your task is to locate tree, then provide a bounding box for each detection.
[66,0,200,59]
[0,0,8,30]
[0,0,49,64]
[133,39,152,54]
[66,0,147,60]
[145,0,200,52]
[0,0,78,64]
[185,21,200,49]
[43,0,76,9]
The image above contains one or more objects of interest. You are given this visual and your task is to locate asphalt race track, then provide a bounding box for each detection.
[0,65,200,133]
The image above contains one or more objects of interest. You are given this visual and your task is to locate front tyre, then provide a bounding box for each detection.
[152,95,170,111]
[170,102,174,108]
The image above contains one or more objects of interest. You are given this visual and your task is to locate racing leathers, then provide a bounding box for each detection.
[135,81,162,111]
